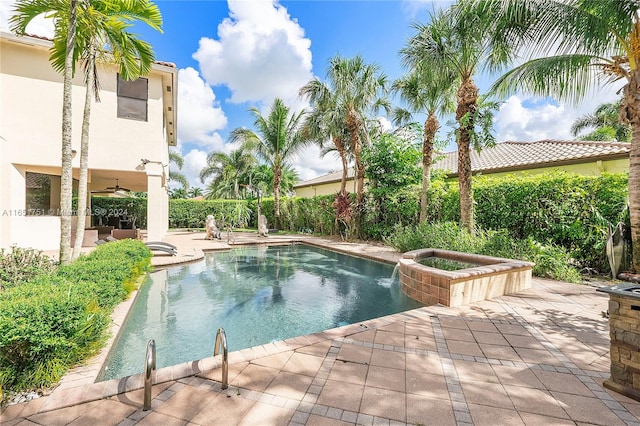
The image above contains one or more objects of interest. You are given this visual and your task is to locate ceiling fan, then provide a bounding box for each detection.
[92,179,131,195]
[105,179,130,192]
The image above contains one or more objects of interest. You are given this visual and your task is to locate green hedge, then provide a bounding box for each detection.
[0,240,151,398]
[169,199,252,229]
[471,172,628,270]
[356,171,628,271]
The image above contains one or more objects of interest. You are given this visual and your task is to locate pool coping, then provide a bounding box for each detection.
[19,301,453,417]
[33,235,404,412]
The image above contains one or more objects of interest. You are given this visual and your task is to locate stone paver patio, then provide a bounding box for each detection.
[3,232,640,425]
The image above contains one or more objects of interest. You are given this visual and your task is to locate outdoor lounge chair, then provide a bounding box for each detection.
[144,242,177,256]
[145,241,177,250]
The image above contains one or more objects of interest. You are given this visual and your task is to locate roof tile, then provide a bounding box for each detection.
[294,140,629,188]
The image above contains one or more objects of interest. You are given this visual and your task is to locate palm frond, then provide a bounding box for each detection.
[490,54,613,105]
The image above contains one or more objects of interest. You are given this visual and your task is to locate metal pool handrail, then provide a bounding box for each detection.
[214,328,228,389]
[143,339,156,411]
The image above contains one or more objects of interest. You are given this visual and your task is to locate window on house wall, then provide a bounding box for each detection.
[25,172,52,214]
[117,74,148,121]
[25,172,77,215]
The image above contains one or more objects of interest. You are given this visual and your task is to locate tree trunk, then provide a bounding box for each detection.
[346,110,363,238]
[420,112,439,223]
[334,135,348,195]
[234,178,239,199]
[630,126,640,272]
[73,45,95,259]
[273,165,282,229]
[456,77,478,232]
[623,71,640,272]
[60,0,77,265]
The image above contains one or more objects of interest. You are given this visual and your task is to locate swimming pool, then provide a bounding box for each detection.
[98,244,423,381]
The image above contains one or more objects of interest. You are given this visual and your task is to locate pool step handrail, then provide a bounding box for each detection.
[143,339,156,411]
[214,327,229,389]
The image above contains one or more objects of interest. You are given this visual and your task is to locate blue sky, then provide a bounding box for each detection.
[1,0,622,189]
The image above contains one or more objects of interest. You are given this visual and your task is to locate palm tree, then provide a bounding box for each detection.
[200,147,255,199]
[403,4,518,231]
[251,164,300,197]
[188,187,203,198]
[11,0,162,261]
[169,150,189,190]
[230,98,310,228]
[474,0,640,271]
[71,0,162,258]
[392,65,457,222]
[300,78,351,195]
[572,100,631,142]
[12,0,78,264]
[169,188,188,199]
[326,55,389,215]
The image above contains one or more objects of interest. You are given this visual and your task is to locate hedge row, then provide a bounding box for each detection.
[428,172,629,271]
[0,240,151,398]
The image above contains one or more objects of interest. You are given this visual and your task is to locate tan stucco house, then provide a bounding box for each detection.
[0,31,177,250]
[293,140,630,198]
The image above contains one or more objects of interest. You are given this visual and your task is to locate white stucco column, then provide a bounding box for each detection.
[145,163,168,241]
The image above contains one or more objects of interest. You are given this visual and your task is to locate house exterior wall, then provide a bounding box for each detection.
[472,158,629,179]
[0,33,175,250]
[295,180,362,198]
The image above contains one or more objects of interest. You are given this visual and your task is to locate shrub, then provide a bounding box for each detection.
[169,199,252,229]
[386,221,582,283]
[0,247,56,291]
[0,240,151,401]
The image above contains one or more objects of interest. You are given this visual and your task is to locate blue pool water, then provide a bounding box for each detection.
[98,244,423,381]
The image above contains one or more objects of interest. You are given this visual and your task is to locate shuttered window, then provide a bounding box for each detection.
[117,75,148,121]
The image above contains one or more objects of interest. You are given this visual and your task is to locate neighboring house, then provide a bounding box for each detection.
[293,140,630,197]
[0,32,177,250]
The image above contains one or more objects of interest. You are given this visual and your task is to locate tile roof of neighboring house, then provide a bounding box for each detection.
[434,140,630,176]
[295,169,355,188]
[294,140,629,188]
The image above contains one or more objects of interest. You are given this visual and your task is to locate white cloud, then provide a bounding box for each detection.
[177,67,227,149]
[181,148,209,189]
[291,144,343,183]
[192,0,313,108]
[494,96,571,141]
[494,84,624,142]
[1,1,54,37]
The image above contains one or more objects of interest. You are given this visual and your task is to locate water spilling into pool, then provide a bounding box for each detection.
[98,244,422,381]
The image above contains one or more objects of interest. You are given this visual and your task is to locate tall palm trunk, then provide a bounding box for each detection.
[73,43,95,259]
[273,164,282,229]
[347,110,363,238]
[420,112,439,223]
[60,0,77,264]
[456,77,478,232]
[334,135,348,195]
[624,71,640,272]
[234,178,239,199]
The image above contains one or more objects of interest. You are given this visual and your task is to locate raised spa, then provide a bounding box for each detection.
[398,248,534,307]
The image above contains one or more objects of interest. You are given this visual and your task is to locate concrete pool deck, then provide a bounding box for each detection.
[3,231,640,425]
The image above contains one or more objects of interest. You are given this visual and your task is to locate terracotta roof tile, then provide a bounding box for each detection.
[433,140,629,176]
[294,140,629,188]
[295,169,354,187]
